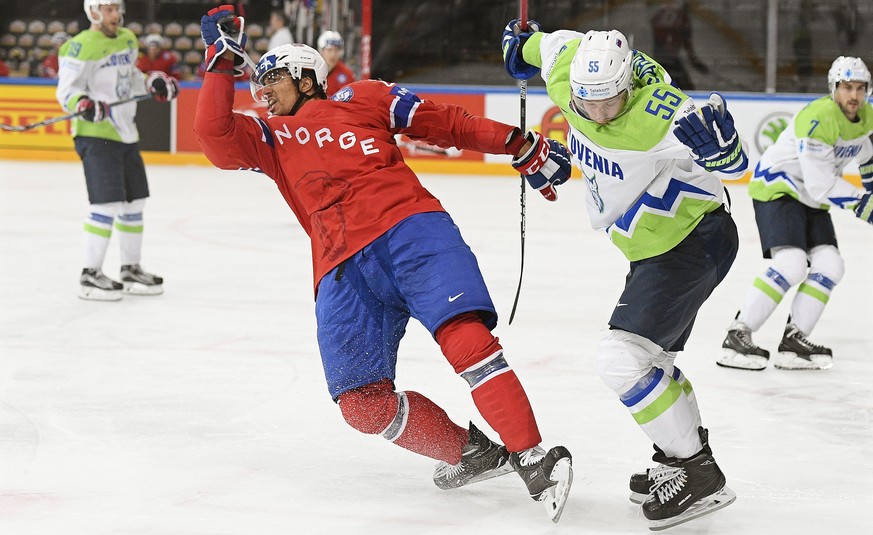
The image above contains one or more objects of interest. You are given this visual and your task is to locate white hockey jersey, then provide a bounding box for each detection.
[56,27,148,144]
[749,96,872,210]
[521,30,747,261]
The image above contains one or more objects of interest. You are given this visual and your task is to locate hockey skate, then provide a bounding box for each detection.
[79,268,123,301]
[774,324,832,370]
[716,323,769,371]
[642,428,736,531]
[509,445,573,523]
[120,264,164,295]
[433,422,513,490]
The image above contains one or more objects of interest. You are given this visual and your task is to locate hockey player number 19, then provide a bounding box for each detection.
[644,88,682,120]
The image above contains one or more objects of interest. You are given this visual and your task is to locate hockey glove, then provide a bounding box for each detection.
[201,5,249,76]
[75,97,110,122]
[512,131,572,201]
[855,192,873,225]
[146,71,179,102]
[502,18,542,80]
[674,92,748,173]
[859,157,873,193]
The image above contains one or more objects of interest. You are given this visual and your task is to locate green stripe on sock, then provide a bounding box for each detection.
[114,222,143,233]
[798,283,830,304]
[84,223,111,238]
[682,378,693,397]
[632,378,682,425]
[753,277,784,303]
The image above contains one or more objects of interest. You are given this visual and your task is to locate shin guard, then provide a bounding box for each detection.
[436,313,541,452]
[337,379,467,463]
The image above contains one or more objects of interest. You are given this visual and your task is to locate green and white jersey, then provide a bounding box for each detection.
[56,28,147,143]
[522,31,745,262]
[749,96,872,210]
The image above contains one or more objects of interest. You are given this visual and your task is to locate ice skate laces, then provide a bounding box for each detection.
[734,329,756,349]
[649,464,687,503]
[790,329,826,352]
[517,445,546,467]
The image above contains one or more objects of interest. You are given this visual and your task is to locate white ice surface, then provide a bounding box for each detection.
[1,161,871,534]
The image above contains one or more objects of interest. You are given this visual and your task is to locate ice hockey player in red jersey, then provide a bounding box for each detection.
[317,30,356,96]
[194,5,573,521]
[136,34,181,80]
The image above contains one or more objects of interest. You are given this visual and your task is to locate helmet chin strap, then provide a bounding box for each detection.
[289,79,316,116]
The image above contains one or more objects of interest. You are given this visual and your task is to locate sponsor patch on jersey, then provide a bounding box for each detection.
[331,86,354,102]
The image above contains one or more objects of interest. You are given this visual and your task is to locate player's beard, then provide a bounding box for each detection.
[840,99,860,121]
[99,20,119,38]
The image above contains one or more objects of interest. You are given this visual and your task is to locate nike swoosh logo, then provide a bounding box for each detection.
[616,303,628,307]
[448,292,465,302]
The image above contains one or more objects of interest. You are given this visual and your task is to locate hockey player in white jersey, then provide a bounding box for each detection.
[503,22,746,530]
[57,0,178,300]
[719,56,873,371]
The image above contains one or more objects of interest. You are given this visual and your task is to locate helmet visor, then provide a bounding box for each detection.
[571,91,628,124]
[250,67,293,103]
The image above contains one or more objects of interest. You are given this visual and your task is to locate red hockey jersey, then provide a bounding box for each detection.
[195,72,520,293]
[325,61,356,97]
[136,51,181,80]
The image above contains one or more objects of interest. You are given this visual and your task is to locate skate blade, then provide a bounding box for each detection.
[79,286,123,301]
[716,350,767,371]
[122,281,164,295]
[629,490,647,504]
[434,461,515,490]
[648,485,736,531]
[774,352,832,371]
[540,458,573,523]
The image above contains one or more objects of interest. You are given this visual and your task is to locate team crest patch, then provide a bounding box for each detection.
[331,86,354,102]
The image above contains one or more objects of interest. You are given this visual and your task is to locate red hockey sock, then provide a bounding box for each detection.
[337,379,468,464]
[435,313,541,452]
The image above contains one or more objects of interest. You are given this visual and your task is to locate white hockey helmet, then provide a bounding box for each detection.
[570,30,633,103]
[84,0,124,25]
[827,56,872,97]
[317,30,344,51]
[51,32,70,47]
[251,44,329,101]
[143,33,163,49]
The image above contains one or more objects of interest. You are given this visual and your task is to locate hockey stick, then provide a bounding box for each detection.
[508,0,529,325]
[0,94,152,132]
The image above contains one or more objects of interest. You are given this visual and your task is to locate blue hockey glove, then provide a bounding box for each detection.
[674,92,748,173]
[855,192,873,225]
[859,157,873,193]
[502,18,542,80]
[201,5,248,76]
[75,97,110,122]
[512,131,572,201]
[146,71,179,102]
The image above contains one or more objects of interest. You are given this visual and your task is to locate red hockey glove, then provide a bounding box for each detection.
[512,131,572,201]
[146,71,179,102]
[75,97,110,122]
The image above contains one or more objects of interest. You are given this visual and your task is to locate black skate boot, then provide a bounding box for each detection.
[79,268,123,301]
[433,422,513,490]
[642,428,736,531]
[629,443,666,504]
[509,445,573,523]
[120,264,164,295]
[716,321,769,371]
[775,323,832,370]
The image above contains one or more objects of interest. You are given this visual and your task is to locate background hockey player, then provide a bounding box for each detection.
[136,33,182,81]
[317,30,356,97]
[40,31,70,79]
[57,0,178,301]
[719,56,873,371]
[194,5,572,522]
[503,21,746,530]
